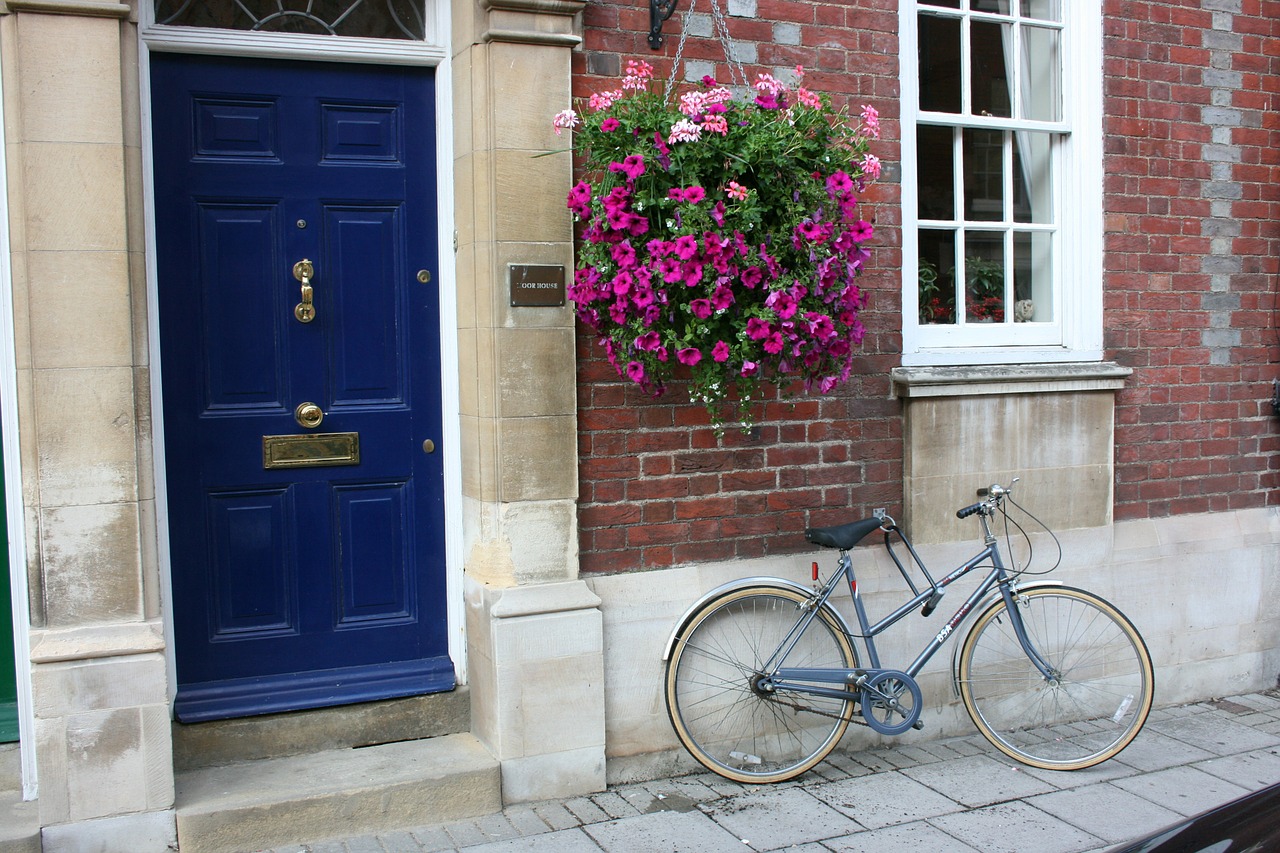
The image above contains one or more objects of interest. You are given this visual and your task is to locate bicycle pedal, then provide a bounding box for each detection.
[912,720,925,731]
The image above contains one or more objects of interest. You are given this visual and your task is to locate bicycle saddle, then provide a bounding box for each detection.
[804,517,883,550]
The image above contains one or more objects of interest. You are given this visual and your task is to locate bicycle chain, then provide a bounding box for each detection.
[764,694,870,728]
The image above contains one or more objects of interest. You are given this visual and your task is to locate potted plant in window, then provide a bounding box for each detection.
[554,61,881,427]
[962,257,1004,323]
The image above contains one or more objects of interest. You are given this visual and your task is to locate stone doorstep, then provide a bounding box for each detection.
[0,791,38,853]
[174,733,501,853]
[172,687,472,772]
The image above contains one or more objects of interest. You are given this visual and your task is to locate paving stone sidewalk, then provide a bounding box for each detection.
[261,690,1280,853]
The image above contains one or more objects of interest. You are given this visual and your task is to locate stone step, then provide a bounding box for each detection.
[0,791,38,853]
[173,687,471,772]
[175,733,500,853]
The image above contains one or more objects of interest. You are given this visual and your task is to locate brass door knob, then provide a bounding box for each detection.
[294,402,324,429]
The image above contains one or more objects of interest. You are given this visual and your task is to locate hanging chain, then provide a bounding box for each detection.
[707,0,748,88]
[663,0,749,102]
[663,0,696,102]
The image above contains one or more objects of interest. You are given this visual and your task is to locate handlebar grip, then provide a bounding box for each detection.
[956,502,985,519]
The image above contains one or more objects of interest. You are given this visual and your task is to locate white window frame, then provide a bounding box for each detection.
[899,1,1104,367]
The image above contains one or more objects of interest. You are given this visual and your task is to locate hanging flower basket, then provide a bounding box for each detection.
[556,60,881,427]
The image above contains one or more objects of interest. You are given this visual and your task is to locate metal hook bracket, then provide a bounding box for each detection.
[649,0,679,49]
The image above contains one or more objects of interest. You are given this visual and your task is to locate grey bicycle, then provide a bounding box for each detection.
[663,481,1154,783]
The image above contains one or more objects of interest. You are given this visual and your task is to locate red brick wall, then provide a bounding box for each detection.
[571,0,1280,573]
[1101,0,1280,518]
[572,0,904,573]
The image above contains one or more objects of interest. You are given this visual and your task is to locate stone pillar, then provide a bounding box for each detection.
[451,0,604,801]
[1,2,175,848]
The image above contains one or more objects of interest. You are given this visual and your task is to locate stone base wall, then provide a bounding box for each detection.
[587,506,1280,783]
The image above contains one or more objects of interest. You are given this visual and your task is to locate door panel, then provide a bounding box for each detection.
[152,54,451,721]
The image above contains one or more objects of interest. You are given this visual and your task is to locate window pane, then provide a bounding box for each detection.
[154,0,427,39]
[972,0,1011,14]
[963,129,1004,221]
[1021,26,1062,121]
[970,20,1013,117]
[920,0,961,8]
[1021,0,1061,22]
[919,13,962,113]
[918,230,958,325]
[963,232,1005,323]
[918,125,956,220]
[1013,231,1052,321]
[1011,131,1053,224]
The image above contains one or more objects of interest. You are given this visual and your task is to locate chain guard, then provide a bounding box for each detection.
[861,670,923,735]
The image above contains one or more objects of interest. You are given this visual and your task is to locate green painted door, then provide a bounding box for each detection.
[0,422,16,742]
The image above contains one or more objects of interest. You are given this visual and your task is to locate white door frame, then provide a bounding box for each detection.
[137,6,466,706]
[0,36,38,801]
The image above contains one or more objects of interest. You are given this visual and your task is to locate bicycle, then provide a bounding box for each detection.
[662,480,1154,784]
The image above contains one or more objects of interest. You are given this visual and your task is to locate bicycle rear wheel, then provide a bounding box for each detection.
[665,585,858,783]
[958,585,1153,770]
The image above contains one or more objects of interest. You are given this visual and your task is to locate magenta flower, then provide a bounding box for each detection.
[674,235,699,260]
[710,285,734,311]
[746,317,772,340]
[826,171,854,197]
[690,298,713,319]
[851,220,875,242]
[712,341,730,362]
[608,154,646,181]
[611,241,637,269]
[634,331,661,351]
[600,117,621,132]
[676,347,702,366]
[625,361,646,383]
[683,186,706,204]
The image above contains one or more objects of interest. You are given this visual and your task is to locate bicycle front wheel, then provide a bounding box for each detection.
[665,585,858,783]
[958,585,1154,770]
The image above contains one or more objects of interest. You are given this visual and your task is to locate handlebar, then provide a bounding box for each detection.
[955,479,1019,520]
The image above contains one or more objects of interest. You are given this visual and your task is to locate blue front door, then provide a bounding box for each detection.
[151,53,453,721]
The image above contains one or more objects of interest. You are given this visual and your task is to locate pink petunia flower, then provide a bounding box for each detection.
[690,298,713,319]
[634,331,661,351]
[625,361,646,383]
[608,154,646,181]
[745,317,772,340]
[712,341,731,362]
[674,235,699,260]
[676,347,702,366]
[600,117,621,132]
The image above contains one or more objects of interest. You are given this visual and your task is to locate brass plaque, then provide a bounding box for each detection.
[263,432,360,469]
[509,264,566,307]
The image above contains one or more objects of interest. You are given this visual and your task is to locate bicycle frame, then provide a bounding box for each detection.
[761,515,1056,705]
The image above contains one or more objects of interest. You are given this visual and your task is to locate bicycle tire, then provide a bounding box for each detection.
[665,585,858,783]
[957,585,1154,770]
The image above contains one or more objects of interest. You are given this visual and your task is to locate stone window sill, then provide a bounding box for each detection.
[890,362,1132,399]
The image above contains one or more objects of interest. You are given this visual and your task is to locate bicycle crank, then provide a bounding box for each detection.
[861,670,923,735]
